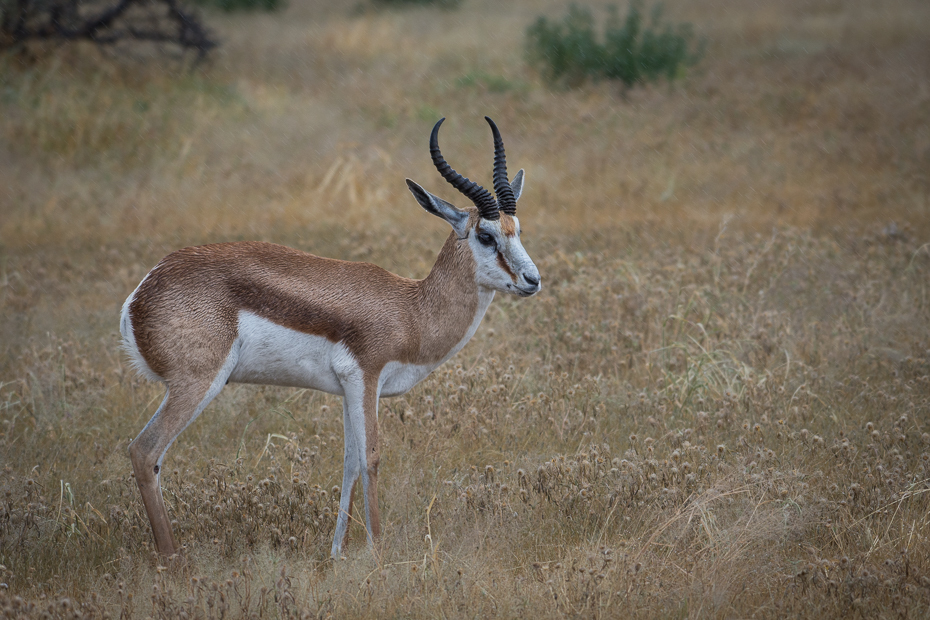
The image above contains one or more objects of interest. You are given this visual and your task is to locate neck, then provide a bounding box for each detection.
[415,232,494,364]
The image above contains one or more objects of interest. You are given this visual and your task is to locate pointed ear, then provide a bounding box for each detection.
[406,179,470,237]
[510,169,525,203]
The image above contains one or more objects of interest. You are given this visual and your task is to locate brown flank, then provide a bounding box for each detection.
[130,225,480,381]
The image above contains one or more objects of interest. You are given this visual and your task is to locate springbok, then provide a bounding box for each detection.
[120,117,540,558]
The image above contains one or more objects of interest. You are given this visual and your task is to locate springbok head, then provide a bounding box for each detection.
[406,117,541,297]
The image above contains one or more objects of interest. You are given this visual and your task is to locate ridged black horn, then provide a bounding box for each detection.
[485,116,516,216]
[430,118,500,221]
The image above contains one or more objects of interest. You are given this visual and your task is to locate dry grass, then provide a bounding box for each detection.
[2,0,930,617]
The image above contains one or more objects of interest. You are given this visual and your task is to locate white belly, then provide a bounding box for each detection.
[228,311,349,395]
[228,287,494,399]
[229,313,439,398]
[379,361,440,397]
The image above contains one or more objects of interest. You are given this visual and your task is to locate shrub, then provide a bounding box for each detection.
[525,2,703,89]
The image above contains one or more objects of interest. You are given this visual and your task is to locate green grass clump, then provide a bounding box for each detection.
[526,2,703,88]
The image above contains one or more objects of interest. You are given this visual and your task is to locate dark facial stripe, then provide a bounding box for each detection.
[496,251,517,282]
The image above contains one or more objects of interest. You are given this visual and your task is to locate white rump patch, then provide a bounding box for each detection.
[120,272,162,383]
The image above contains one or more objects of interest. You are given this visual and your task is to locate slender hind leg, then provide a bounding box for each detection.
[129,348,239,555]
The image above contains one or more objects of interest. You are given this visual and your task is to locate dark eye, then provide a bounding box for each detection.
[476,232,496,247]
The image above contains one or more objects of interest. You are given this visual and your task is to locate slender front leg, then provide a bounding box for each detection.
[357,375,381,545]
[331,371,381,556]
[331,398,361,558]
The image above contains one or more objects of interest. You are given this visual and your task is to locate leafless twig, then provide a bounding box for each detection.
[1,0,215,58]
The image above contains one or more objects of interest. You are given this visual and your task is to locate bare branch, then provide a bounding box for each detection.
[1,0,216,58]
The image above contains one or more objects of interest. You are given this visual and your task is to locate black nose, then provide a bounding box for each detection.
[524,274,539,287]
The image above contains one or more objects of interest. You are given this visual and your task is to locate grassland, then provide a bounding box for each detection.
[1,0,929,617]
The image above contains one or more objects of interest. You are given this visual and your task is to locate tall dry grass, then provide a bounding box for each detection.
[1,0,929,617]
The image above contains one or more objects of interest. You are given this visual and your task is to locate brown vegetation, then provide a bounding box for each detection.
[1,0,929,617]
